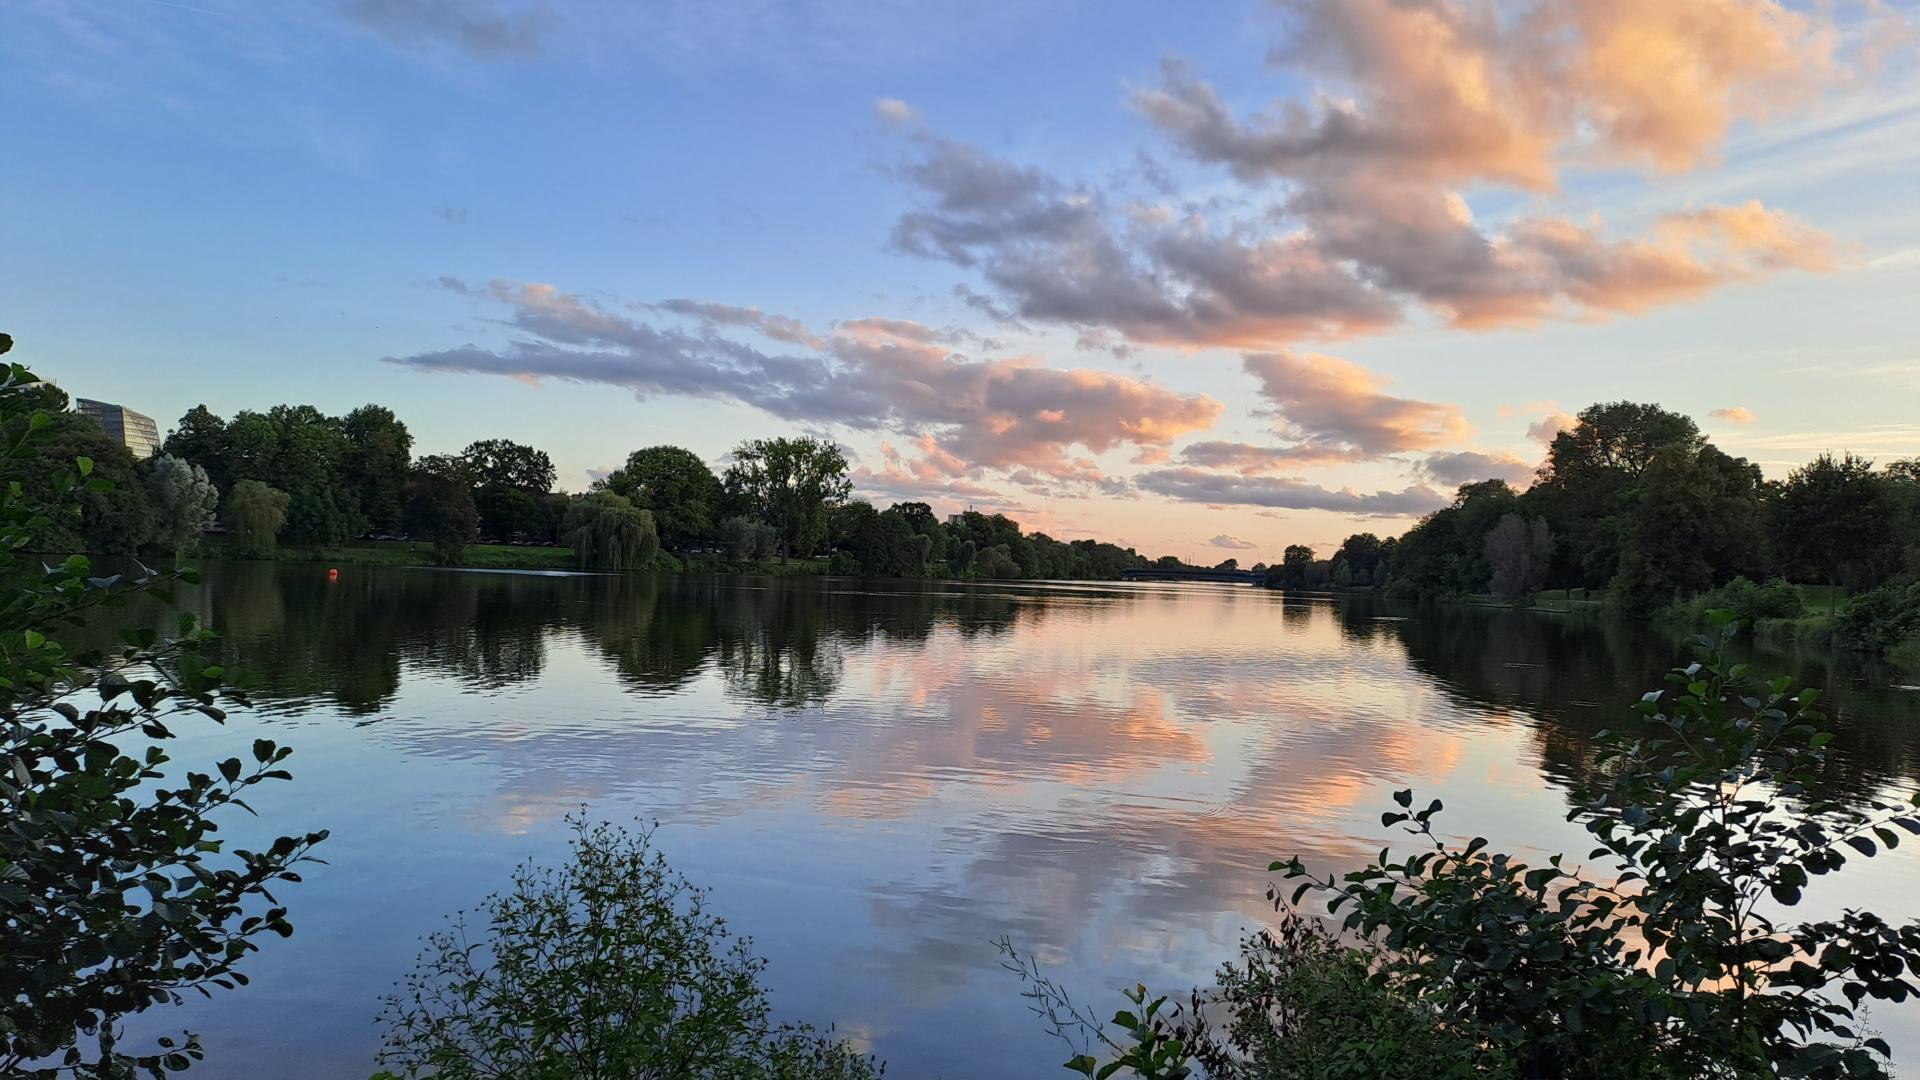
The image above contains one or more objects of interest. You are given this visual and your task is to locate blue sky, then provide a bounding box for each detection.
[5,0,1918,560]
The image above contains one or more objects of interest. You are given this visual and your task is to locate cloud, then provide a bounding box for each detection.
[873,98,923,126]
[1526,410,1579,443]
[389,279,1222,495]
[1709,406,1757,423]
[651,298,824,348]
[882,0,1845,351]
[1135,467,1445,517]
[1208,534,1256,550]
[437,207,469,225]
[344,0,555,58]
[1137,0,1835,188]
[1177,440,1359,473]
[1416,450,1538,488]
[1243,351,1471,455]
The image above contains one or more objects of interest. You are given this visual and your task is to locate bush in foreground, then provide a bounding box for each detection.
[373,817,881,1080]
[1019,615,1920,1078]
[0,348,326,1078]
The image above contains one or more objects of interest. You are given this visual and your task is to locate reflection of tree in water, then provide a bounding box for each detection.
[1382,600,1920,802]
[141,568,1059,716]
[173,564,562,714]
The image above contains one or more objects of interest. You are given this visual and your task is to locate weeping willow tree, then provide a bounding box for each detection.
[562,492,659,570]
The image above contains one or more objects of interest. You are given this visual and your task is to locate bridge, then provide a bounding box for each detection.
[1120,566,1270,585]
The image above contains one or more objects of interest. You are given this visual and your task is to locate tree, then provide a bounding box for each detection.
[460,439,555,541]
[147,454,219,560]
[1611,444,1766,617]
[1334,533,1386,586]
[27,413,159,555]
[161,404,232,493]
[1278,544,1316,589]
[0,351,327,1078]
[226,479,290,556]
[343,404,412,535]
[1484,513,1552,605]
[562,492,659,570]
[1772,453,1901,599]
[263,404,362,545]
[1531,402,1702,587]
[462,438,555,493]
[1215,557,1240,572]
[975,544,1020,579]
[404,455,479,565]
[373,818,879,1080]
[720,514,777,562]
[722,437,850,564]
[601,446,723,552]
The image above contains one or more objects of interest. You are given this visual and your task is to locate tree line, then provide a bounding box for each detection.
[1297,401,1920,623]
[37,386,1165,579]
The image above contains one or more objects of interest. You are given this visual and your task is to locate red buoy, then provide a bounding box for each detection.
[328,568,339,581]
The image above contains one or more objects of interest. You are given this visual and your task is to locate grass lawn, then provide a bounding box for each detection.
[206,538,579,570]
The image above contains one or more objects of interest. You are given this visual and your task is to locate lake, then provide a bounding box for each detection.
[123,563,1920,1077]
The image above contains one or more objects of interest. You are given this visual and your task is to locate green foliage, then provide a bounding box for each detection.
[0,358,326,1077]
[1484,513,1552,605]
[462,438,556,541]
[1277,622,1920,1077]
[147,454,220,558]
[1662,576,1805,631]
[723,437,851,563]
[342,405,413,535]
[1772,453,1904,593]
[403,456,480,565]
[1048,632,1920,1079]
[562,492,660,570]
[224,478,290,556]
[975,543,1019,579]
[1834,582,1920,654]
[721,514,779,562]
[1384,480,1519,598]
[374,817,881,1080]
[602,445,724,551]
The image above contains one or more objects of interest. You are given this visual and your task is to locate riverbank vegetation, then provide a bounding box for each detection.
[31,377,1168,581]
[0,346,329,1077]
[1016,619,1920,1078]
[1298,401,1920,660]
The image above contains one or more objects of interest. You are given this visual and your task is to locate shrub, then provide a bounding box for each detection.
[374,817,881,1080]
[1662,575,1804,631]
[1835,582,1920,654]
[1033,620,1920,1078]
[0,353,326,1077]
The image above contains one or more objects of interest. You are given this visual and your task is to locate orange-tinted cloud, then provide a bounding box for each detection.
[1709,406,1757,424]
[890,0,1845,352]
[391,280,1222,499]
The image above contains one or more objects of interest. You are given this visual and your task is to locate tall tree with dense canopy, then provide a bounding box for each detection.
[404,455,479,565]
[601,445,723,552]
[343,404,413,535]
[722,437,850,564]
[1771,452,1903,598]
[161,404,232,492]
[462,438,555,541]
[1531,402,1704,587]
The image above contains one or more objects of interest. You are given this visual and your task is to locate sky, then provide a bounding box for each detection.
[4,0,1919,562]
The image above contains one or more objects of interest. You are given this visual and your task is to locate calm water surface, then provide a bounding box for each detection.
[126,564,1920,1077]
